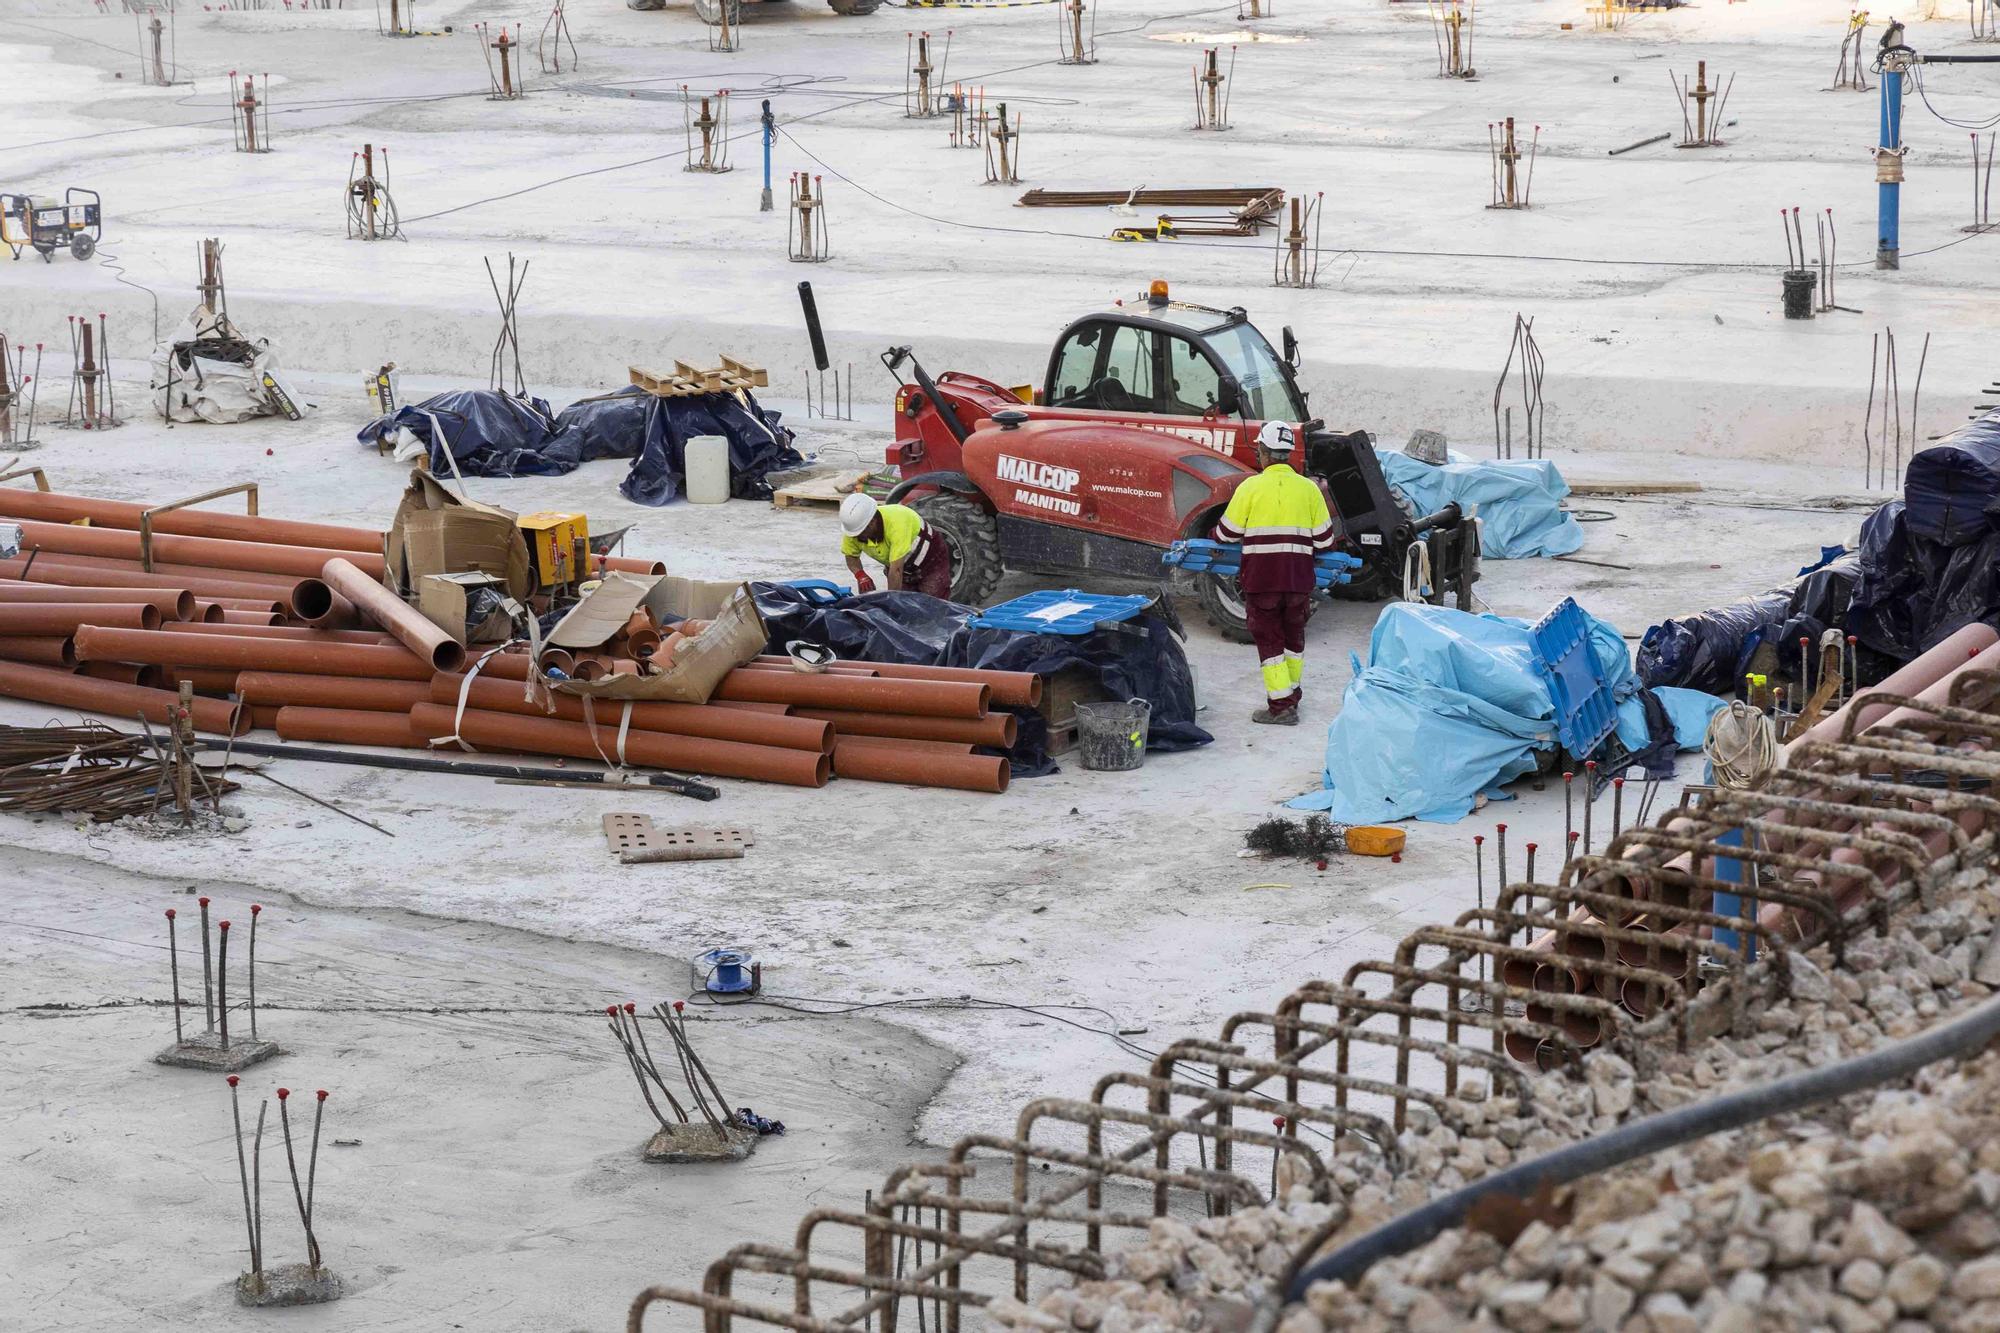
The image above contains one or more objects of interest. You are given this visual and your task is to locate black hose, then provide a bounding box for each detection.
[1276,988,2000,1310]
[199,738,720,799]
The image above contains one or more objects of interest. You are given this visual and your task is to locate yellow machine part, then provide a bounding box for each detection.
[519,511,588,588]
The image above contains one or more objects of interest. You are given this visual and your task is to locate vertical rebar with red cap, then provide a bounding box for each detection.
[166,908,183,1042]
[217,918,231,1048]
[199,895,215,1033]
[228,1075,262,1276]
[248,904,261,1040]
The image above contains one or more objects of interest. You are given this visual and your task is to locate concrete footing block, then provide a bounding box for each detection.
[642,1122,757,1164]
[154,1034,280,1072]
[236,1263,343,1307]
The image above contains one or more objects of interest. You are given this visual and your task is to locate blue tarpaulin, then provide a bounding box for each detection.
[357,386,801,506]
[1288,603,1722,824]
[1376,449,1584,559]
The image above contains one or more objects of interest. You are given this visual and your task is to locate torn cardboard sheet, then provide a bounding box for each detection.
[550,571,662,649]
[384,469,534,600]
[556,583,767,705]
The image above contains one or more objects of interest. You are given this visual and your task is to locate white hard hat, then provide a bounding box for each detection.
[839,492,880,537]
[1256,420,1297,454]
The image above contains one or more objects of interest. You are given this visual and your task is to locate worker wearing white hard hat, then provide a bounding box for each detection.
[839,493,954,597]
[1213,420,1336,724]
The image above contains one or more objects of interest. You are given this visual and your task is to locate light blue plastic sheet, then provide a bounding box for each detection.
[1376,449,1584,559]
[1288,603,1724,824]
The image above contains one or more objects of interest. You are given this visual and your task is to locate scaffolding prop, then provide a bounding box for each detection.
[345,144,402,241]
[538,1,577,73]
[136,9,182,86]
[1428,0,1476,80]
[375,0,416,37]
[0,338,43,450]
[485,253,528,397]
[1861,327,1931,491]
[1966,131,1997,234]
[949,85,985,148]
[199,236,228,323]
[789,174,830,263]
[1193,46,1234,130]
[477,23,525,99]
[1487,117,1538,209]
[683,88,734,174]
[983,103,1022,184]
[1672,61,1733,147]
[1830,10,1872,90]
[230,72,272,153]
[1238,0,1270,16]
[1493,314,1545,459]
[906,31,952,116]
[1057,0,1096,65]
[704,0,742,53]
[1272,193,1324,289]
[61,314,118,432]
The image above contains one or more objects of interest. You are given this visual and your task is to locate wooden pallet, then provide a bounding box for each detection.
[628,355,769,398]
[771,469,872,511]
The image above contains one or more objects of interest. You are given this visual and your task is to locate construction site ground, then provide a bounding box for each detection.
[4,0,1996,1327]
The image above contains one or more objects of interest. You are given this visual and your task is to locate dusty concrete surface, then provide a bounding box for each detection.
[0,848,955,1332]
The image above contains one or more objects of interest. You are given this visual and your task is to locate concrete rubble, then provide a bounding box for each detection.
[991,888,2000,1333]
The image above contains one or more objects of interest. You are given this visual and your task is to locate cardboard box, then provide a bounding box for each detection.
[384,470,534,600]
[419,572,513,645]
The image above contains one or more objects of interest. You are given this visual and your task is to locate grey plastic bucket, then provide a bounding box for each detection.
[1075,697,1150,772]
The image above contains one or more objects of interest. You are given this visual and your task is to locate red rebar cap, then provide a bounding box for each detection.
[1495,823,1507,833]
[277,1087,290,1100]
[1272,1116,1286,1128]
[199,896,210,906]
[251,904,262,916]
[219,920,230,931]
[1569,831,1580,843]
[166,908,176,919]
[624,1002,637,1014]
[605,1005,618,1016]
[227,1075,239,1087]
[673,1001,685,1013]
[316,1090,328,1102]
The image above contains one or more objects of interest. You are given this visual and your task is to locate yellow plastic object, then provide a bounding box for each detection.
[1010,383,1035,404]
[1148,278,1170,301]
[1345,826,1406,858]
[518,511,588,588]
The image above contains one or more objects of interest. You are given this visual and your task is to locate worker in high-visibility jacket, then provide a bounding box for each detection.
[839,493,954,597]
[1213,421,1337,725]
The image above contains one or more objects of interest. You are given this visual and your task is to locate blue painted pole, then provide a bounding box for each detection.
[760,98,775,213]
[1877,64,1904,268]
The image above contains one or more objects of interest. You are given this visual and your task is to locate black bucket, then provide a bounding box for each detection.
[1782,269,1816,320]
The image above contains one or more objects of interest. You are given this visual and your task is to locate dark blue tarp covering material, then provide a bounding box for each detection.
[747,582,1212,776]
[1636,547,1864,694]
[1844,494,2000,665]
[357,387,800,506]
[1904,411,2000,546]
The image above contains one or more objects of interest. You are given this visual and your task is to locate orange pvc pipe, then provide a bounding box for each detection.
[247,704,282,731]
[744,660,880,678]
[164,667,242,695]
[1786,623,2000,756]
[796,707,1018,748]
[173,623,396,645]
[713,670,989,719]
[74,626,434,680]
[830,737,1008,793]
[77,662,154,687]
[0,580,196,621]
[757,657,1043,709]
[220,609,281,627]
[0,487,382,553]
[0,659,244,735]
[600,556,667,577]
[239,672,434,712]
[320,557,465,673]
[188,601,232,623]
[209,597,285,614]
[430,673,835,753]
[0,603,160,634]
[277,706,418,748]
[408,702,831,787]
[0,635,76,667]
[0,556,319,612]
[11,518,388,581]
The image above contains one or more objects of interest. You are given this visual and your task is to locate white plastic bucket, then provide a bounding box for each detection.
[685,435,731,504]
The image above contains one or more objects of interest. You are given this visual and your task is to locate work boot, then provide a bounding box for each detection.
[1250,706,1299,726]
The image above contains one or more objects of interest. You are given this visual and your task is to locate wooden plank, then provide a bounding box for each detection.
[771,469,871,510]
[1568,481,1704,495]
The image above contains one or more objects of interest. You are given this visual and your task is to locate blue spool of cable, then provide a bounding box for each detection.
[694,946,758,994]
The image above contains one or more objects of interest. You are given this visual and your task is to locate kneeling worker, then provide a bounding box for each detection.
[1213,421,1337,725]
[839,493,954,597]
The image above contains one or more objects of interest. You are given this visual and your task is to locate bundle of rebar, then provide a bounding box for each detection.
[1017,187,1284,235]
[0,485,1035,795]
[0,720,236,820]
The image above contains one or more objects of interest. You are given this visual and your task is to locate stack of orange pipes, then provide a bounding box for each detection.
[0,487,1040,794]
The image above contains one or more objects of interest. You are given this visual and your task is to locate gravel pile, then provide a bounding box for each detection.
[986,885,2000,1333]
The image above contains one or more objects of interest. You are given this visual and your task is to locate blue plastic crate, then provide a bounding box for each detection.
[970,589,1156,635]
[1529,596,1617,760]
[1162,539,1360,588]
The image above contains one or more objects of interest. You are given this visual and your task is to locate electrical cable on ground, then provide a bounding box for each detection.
[1704,698,1778,789]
